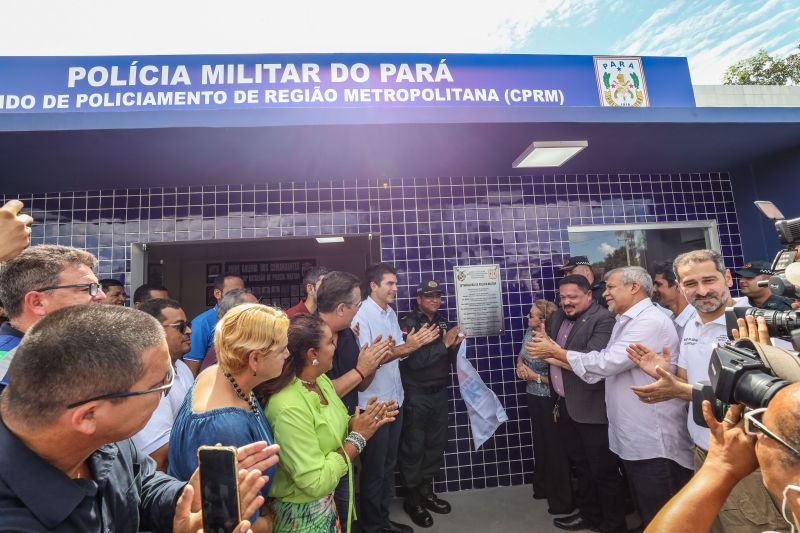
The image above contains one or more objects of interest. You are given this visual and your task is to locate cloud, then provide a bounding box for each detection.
[0,0,599,55]
[614,0,800,84]
[599,242,617,255]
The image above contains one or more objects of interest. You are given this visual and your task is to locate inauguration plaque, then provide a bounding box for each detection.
[454,264,504,336]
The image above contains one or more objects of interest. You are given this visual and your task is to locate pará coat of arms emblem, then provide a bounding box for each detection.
[593,57,649,107]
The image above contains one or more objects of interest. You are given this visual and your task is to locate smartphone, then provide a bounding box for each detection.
[198,445,241,533]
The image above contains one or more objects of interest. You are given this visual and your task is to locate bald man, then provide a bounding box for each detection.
[646,381,800,532]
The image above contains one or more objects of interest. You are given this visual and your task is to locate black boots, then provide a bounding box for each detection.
[418,481,451,514]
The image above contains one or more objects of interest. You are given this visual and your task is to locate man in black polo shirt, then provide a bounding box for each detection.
[398,279,463,528]
[0,304,277,532]
[734,259,794,310]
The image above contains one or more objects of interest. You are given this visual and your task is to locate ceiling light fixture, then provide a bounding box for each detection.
[512,140,588,168]
[315,236,344,244]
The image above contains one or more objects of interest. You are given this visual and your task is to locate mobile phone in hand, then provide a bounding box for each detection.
[198,445,241,533]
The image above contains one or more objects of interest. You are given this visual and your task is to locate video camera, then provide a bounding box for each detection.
[693,201,800,425]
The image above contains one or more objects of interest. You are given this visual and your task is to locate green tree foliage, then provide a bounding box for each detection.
[723,44,800,85]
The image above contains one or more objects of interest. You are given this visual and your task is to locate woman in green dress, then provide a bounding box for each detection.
[265,313,399,532]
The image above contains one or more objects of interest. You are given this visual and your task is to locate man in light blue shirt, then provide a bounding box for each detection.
[353,263,439,533]
[183,273,244,375]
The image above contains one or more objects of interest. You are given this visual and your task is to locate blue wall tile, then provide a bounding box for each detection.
[5,172,742,494]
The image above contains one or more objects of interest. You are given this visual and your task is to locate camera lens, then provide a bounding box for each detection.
[733,370,790,408]
[743,308,800,338]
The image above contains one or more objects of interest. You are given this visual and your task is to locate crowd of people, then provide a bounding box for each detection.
[0,205,461,532]
[519,253,798,533]
[1,198,799,533]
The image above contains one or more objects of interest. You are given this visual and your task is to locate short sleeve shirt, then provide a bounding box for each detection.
[678,297,748,449]
[353,297,406,408]
[131,359,195,455]
[184,306,218,362]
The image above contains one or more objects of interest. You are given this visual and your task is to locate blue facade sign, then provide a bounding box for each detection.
[0,53,695,113]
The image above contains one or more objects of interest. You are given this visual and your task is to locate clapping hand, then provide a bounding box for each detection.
[405,323,440,351]
[630,366,686,404]
[357,335,392,374]
[350,396,399,440]
[627,344,673,379]
[443,325,464,348]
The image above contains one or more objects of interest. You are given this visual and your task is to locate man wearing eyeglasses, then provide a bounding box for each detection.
[0,304,277,532]
[0,244,106,392]
[646,384,800,533]
[132,298,195,471]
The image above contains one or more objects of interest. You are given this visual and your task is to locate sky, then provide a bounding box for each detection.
[1,0,798,84]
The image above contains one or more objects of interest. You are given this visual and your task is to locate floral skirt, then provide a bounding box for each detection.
[271,493,341,533]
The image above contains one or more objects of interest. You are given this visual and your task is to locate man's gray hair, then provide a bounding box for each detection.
[217,288,256,320]
[672,249,726,281]
[605,266,653,297]
[0,305,165,428]
[0,245,97,319]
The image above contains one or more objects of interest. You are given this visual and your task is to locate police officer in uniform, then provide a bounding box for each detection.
[734,260,794,310]
[398,279,463,528]
[559,256,607,309]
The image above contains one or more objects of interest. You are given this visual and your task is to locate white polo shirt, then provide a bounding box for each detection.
[353,296,407,408]
[131,359,194,455]
[672,304,698,342]
[677,297,747,450]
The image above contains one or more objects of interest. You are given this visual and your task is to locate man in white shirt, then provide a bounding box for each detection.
[529,266,693,527]
[132,298,195,471]
[628,249,786,532]
[353,263,439,533]
[651,260,697,339]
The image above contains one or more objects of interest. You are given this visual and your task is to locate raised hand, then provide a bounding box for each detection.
[702,402,757,483]
[0,200,33,261]
[177,463,268,533]
[627,344,672,379]
[631,366,689,403]
[405,323,440,351]
[443,325,464,348]
[350,396,398,440]
[731,315,773,346]
[357,335,391,375]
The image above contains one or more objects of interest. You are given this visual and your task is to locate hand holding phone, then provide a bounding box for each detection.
[198,445,241,533]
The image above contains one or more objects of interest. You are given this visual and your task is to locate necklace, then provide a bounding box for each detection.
[223,371,261,418]
[298,377,316,386]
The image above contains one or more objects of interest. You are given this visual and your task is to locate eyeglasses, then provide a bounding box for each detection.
[66,365,175,409]
[344,300,363,310]
[744,407,800,457]
[35,282,101,297]
[164,320,191,334]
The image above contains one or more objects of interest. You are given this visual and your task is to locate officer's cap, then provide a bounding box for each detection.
[734,260,773,277]
[560,256,591,273]
[417,279,443,295]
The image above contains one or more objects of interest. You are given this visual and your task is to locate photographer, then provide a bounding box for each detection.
[646,385,800,533]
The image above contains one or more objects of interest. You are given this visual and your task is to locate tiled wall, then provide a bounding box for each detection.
[4,172,742,493]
